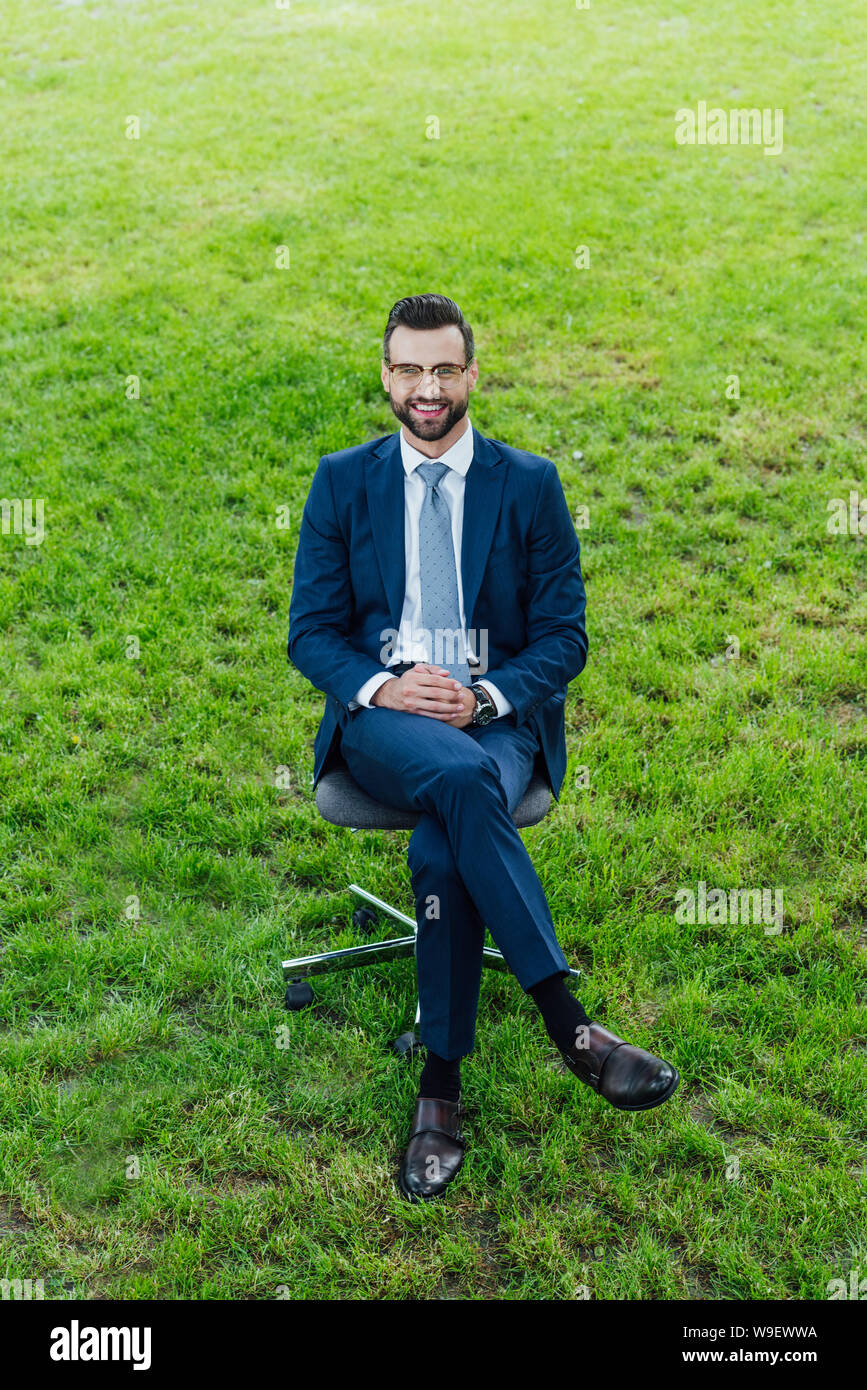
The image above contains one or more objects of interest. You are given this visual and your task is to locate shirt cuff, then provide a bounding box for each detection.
[348,671,399,710]
[472,679,513,718]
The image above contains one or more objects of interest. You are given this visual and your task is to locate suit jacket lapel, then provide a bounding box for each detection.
[366,424,506,633]
[366,432,406,629]
[460,427,506,629]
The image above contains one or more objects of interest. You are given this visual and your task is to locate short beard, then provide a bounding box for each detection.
[387,390,468,441]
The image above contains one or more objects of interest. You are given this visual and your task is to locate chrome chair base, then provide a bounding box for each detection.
[282,757,579,1053]
[281,882,581,1051]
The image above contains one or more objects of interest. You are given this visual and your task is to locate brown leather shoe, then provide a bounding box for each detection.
[561,1022,680,1111]
[398,1096,466,1202]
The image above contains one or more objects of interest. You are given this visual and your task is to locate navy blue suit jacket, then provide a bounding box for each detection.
[287,424,588,800]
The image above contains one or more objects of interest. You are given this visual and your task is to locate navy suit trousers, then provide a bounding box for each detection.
[338,707,570,1060]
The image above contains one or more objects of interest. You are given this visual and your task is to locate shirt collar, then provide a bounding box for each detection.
[399,416,474,478]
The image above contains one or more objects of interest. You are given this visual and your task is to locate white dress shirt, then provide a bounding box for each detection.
[348,416,513,717]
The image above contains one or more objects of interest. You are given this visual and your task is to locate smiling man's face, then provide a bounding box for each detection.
[381,324,479,457]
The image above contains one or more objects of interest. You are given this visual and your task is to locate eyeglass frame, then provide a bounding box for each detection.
[384,362,473,386]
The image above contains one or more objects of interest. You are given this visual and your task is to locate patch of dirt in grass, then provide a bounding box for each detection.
[681,1263,716,1298]
[221,1174,282,1195]
[793,604,838,627]
[441,1209,515,1295]
[177,1174,219,1212]
[535,342,662,395]
[55,1074,84,1095]
[837,737,867,762]
[805,1092,857,1126]
[634,997,664,1028]
[0,1197,33,1236]
[460,1207,501,1248]
[620,488,650,528]
[580,1145,625,1178]
[164,999,214,1036]
[182,1171,279,1203]
[279,1121,324,1149]
[433,1271,469,1299]
[831,901,867,951]
[687,1093,717,1129]
[685,1090,762,1152]
[302,1001,366,1032]
[830,700,867,726]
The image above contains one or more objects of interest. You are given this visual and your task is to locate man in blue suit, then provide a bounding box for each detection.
[288,294,679,1202]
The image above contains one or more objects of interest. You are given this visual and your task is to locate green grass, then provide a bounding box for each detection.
[1,0,865,1300]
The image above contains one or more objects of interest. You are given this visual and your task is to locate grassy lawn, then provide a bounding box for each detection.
[1,0,865,1300]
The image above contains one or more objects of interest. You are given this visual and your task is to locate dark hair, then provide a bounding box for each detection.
[383,294,475,366]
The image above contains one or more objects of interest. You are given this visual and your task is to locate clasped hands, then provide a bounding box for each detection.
[370,663,478,729]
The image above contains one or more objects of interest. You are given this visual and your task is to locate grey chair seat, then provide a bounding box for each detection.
[315,756,552,831]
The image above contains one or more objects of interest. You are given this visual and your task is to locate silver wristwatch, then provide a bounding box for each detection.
[470,683,497,726]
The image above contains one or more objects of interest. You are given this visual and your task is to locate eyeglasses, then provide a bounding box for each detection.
[386,363,470,387]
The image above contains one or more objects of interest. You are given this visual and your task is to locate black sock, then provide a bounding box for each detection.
[528,972,592,1053]
[418,1049,462,1103]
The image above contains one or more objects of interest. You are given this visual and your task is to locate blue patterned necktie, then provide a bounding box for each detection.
[415,461,472,686]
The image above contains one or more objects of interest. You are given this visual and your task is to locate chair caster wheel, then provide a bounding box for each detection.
[352,906,378,935]
[284,977,313,1011]
[393,1031,424,1060]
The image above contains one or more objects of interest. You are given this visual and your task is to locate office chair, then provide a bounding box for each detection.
[282,746,581,1058]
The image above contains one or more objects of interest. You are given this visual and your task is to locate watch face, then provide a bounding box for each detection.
[473,688,495,724]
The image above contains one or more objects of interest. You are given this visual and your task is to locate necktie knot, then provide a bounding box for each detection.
[416,460,449,491]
